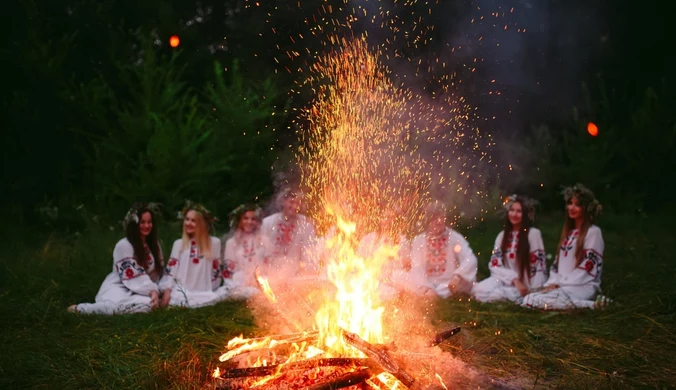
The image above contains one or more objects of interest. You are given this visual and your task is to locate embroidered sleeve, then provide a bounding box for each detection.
[487,232,519,285]
[158,241,181,291]
[452,234,478,284]
[113,241,158,296]
[222,239,236,280]
[557,228,604,288]
[211,238,223,290]
[527,229,548,289]
[575,228,604,284]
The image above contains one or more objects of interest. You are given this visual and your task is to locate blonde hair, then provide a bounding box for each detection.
[181,209,212,258]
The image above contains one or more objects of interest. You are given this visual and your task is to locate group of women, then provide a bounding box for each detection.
[68,184,610,315]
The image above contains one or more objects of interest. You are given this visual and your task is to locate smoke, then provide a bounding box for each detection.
[441,0,610,126]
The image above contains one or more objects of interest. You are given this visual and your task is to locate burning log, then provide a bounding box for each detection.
[301,368,374,390]
[217,358,379,379]
[341,329,418,389]
[428,326,461,347]
[227,331,319,350]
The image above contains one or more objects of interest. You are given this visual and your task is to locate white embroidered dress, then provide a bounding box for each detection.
[222,232,274,298]
[407,228,478,298]
[356,232,411,300]
[76,238,161,315]
[521,225,604,310]
[472,228,547,303]
[159,236,227,307]
[261,213,317,275]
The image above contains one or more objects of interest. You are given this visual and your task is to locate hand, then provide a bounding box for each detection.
[513,278,528,297]
[160,289,171,308]
[150,290,159,310]
[402,260,412,272]
[449,275,462,295]
[543,284,559,292]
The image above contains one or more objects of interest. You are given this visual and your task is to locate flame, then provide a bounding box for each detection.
[435,372,449,389]
[314,215,392,356]
[215,34,464,390]
[256,272,277,303]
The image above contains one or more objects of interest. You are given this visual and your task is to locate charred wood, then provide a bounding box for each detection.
[428,326,461,347]
[218,358,379,379]
[341,329,418,389]
[301,368,374,390]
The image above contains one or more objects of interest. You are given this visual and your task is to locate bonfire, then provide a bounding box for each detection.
[212,38,498,390]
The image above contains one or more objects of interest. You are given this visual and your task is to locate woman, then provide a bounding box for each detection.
[521,184,609,310]
[159,201,226,308]
[472,195,547,303]
[68,203,164,314]
[260,188,317,276]
[407,201,478,299]
[356,208,411,300]
[222,204,273,298]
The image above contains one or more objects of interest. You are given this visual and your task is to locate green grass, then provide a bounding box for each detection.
[0,213,674,389]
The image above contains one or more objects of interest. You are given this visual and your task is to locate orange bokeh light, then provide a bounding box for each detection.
[169,35,180,48]
[587,122,599,137]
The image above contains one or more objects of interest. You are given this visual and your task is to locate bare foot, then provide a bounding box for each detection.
[67,305,78,313]
[160,290,172,308]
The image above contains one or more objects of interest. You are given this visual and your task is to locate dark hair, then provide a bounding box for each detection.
[501,197,532,283]
[557,185,599,267]
[125,206,163,277]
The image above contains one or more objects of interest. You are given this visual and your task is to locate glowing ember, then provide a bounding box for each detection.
[587,121,599,136]
[169,35,180,48]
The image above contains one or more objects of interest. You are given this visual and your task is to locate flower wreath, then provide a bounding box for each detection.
[227,204,263,230]
[561,183,603,220]
[179,200,217,227]
[500,194,538,221]
[123,202,162,227]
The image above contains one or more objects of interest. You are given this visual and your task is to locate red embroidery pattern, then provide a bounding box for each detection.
[577,249,603,281]
[275,220,296,255]
[425,232,448,277]
[190,240,201,264]
[561,230,578,257]
[241,237,256,262]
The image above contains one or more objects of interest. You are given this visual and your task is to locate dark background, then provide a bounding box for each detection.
[2,0,673,226]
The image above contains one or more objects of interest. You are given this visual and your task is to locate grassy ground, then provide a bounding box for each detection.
[0,212,674,389]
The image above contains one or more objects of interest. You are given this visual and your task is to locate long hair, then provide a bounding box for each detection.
[181,208,212,258]
[556,184,600,267]
[125,206,163,277]
[500,197,532,282]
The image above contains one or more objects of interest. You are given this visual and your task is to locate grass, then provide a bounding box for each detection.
[0,212,674,389]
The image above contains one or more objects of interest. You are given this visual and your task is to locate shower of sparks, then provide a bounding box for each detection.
[297,37,433,235]
[258,0,500,226]
[294,33,491,235]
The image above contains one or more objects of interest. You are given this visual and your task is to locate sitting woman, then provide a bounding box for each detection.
[356,208,411,300]
[159,201,226,308]
[472,195,547,303]
[222,204,273,299]
[260,187,317,276]
[407,201,478,298]
[68,203,164,314]
[521,184,609,310]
